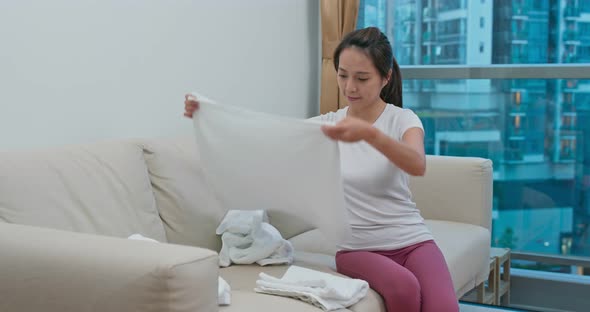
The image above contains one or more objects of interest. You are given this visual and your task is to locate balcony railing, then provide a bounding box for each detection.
[422,31,434,42]
[564,5,581,19]
[512,5,529,17]
[422,7,436,20]
[400,64,590,80]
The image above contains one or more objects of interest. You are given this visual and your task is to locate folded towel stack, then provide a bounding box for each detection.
[254,265,369,311]
[216,210,294,267]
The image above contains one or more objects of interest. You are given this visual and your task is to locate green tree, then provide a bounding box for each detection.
[497,227,518,250]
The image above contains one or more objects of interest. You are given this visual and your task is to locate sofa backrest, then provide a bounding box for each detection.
[139,136,225,251]
[409,155,493,230]
[0,140,167,241]
[141,137,494,251]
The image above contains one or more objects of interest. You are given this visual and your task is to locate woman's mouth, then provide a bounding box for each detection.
[347,96,361,102]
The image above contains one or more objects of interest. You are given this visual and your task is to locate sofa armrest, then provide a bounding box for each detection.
[0,222,219,312]
[409,155,493,230]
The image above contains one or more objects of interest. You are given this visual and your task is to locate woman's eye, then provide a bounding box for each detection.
[338,75,348,78]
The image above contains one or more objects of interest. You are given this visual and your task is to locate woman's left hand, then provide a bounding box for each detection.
[321,117,377,143]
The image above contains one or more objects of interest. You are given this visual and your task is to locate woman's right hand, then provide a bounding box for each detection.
[184,93,200,118]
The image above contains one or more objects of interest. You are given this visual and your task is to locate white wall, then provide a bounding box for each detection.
[0,0,320,150]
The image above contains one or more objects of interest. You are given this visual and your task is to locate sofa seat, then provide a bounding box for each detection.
[287,219,490,301]
[220,222,489,312]
[219,252,385,311]
[426,220,491,297]
[220,290,348,312]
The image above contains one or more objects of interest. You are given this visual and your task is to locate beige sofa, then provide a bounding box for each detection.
[0,136,492,312]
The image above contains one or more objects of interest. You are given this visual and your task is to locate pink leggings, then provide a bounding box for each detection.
[336,240,459,312]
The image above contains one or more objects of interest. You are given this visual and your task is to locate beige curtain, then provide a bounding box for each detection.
[320,0,360,114]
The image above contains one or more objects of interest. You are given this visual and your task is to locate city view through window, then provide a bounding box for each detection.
[359,0,590,275]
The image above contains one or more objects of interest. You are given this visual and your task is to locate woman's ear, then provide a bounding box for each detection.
[383,69,393,87]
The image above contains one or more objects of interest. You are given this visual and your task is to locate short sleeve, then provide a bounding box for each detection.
[307,109,343,124]
[396,109,424,141]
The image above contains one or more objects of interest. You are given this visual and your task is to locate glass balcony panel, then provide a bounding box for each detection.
[404,78,590,262]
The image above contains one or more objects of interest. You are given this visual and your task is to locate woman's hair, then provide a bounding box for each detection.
[333,27,403,108]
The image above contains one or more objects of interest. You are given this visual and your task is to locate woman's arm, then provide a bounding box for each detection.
[366,126,425,176]
[321,117,426,176]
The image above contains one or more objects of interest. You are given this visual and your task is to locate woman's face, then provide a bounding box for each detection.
[336,47,388,109]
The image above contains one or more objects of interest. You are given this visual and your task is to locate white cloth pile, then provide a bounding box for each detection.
[216,210,294,267]
[255,265,369,311]
[127,234,231,306]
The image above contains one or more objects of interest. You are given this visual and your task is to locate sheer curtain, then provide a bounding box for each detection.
[320,0,360,114]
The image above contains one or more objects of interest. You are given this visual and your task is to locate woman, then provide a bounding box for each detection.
[184,27,459,312]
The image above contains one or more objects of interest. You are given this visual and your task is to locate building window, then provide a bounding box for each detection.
[357,1,590,285]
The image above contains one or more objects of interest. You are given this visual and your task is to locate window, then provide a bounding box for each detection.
[438,19,463,37]
[358,1,590,310]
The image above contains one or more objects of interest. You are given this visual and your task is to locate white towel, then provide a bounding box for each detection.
[127,234,232,306]
[257,239,295,266]
[217,276,231,306]
[216,210,294,267]
[191,92,350,245]
[216,210,268,236]
[254,265,368,311]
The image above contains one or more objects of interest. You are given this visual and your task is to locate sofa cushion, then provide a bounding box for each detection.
[140,136,226,251]
[220,290,352,312]
[290,221,491,299]
[0,140,166,241]
[425,219,491,297]
[219,254,385,312]
[410,156,493,230]
[220,291,385,312]
[289,228,339,256]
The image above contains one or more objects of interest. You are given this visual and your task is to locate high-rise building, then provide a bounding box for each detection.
[358,0,590,259]
[493,1,549,164]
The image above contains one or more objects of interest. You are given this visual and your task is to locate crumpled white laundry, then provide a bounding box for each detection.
[216,210,294,267]
[217,275,231,306]
[254,265,369,311]
[127,234,231,306]
[190,92,350,245]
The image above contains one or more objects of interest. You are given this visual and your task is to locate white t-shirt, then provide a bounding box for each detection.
[316,104,433,251]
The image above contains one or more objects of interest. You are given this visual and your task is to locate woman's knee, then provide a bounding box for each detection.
[375,273,421,312]
[335,251,422,311]
[376,269,420,303]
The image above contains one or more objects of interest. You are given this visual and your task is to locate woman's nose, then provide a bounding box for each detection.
[346,81,357,93]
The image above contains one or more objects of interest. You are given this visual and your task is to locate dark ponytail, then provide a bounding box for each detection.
[333,27,403,108]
